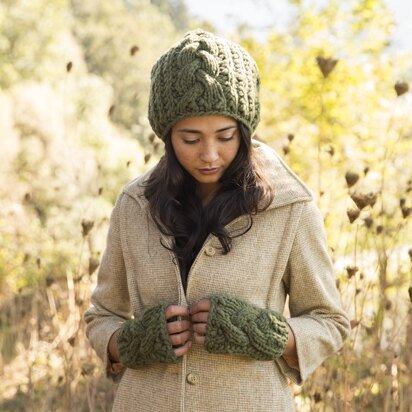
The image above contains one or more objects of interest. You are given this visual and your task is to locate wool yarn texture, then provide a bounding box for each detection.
[204,294,289,360]
[116,303,179,368]
[148,29,261,141]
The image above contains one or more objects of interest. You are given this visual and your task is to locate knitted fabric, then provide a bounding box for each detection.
[148,29,260,141]
[116,303,179,368]
[204,294,289,360]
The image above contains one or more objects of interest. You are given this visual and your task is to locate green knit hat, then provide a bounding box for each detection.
[148,29,261,141]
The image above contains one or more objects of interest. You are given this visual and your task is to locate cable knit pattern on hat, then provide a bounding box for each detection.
[116,303,179,368]
[148,29,260,141]
[205,294,289,360]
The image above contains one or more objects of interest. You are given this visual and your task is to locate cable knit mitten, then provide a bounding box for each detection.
[204,294,289,360]
[116,303,179,368]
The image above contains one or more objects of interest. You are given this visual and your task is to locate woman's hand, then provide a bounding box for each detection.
[281,325,300,370]
[189,298,211,345]
[165,305,192,356]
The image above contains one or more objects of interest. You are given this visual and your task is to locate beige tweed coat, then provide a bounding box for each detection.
[84,141,350,412]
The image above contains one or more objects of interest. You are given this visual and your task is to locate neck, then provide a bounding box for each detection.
[197,183,219,206]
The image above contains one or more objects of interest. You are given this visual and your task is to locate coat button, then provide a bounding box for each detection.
[205,246,216,257]
[186,373,199,385]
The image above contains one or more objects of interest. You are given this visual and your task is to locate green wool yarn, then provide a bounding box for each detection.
[205,294,289,360]
[148,29,261,141]
[116,303,179,368]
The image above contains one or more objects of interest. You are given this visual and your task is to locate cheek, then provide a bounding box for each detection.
[175,146,196,169]
[225,143,241,163]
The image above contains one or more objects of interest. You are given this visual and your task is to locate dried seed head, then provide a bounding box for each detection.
[400,198,406,208]
[394,81,409,97]
[314,393,322,403]
[376,225,384,234]
[351,193,368,209]
[316,56,339,78]
[88,257,100,276]
[409,286,412,302]
[408,248,412,261]
[336,279,340,289]
[363,166,369,176]
[364,216,373,228]
[368,193,377,207]
[149,133,156,143]
[126,160,131,168]
[350,319,360,329]
[326,145,335,157]
[98,187,103,195]
[108,105,115,117]
[345,171,359,188]
[81,219,94,237]
[282,145,290,155]
[66,61,73,72]
[36,257,41,269]
[46,275,55,287]
[144,153,151,164]
[346,265,358,279]
[351,192,377,210]
[347,208,360,223]
[67,336,76,347]
[385,300,392,310]
[130,45,140,56]
[401,207,411,218]
[81,362,95,376]
[287,133,294,142]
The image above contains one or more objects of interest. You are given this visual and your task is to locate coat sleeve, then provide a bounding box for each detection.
[277,201,350,384]
[84,193,132,379]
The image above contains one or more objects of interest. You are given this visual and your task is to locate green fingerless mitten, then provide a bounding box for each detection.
[204,294,289,360]
[116,303,179,368]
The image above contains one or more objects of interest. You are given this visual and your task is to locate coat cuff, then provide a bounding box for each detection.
[86,315,126,380]
[285,316,346,383]
[275,356,302,385]
[106,329,126,381]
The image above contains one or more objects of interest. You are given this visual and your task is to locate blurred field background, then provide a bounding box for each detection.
[0,0,411,410]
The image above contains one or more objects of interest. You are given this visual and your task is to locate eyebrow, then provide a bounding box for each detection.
[176,125,237,134]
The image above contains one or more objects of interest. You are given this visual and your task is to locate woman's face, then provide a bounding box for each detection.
[171,115,240,200]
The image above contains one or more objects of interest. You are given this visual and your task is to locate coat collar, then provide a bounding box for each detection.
[122,140,313,210]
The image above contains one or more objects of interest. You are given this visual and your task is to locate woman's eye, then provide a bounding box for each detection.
[183,139,198,144]
[219,134,234,142]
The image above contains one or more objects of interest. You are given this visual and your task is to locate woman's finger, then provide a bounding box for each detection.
[191,311,209,324]
[170,330,191,347]
[192,323,207,335]
[165,305,190,320]
[190,299,211,315]
[193,333,206,345]
[174,340,192,357]
[166,320,191,335]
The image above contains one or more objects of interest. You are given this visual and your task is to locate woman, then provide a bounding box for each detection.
[84,29,350,411]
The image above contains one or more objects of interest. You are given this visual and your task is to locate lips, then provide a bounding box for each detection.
[198,167,220,175]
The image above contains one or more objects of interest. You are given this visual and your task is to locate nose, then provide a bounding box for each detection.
[199,142,219,164]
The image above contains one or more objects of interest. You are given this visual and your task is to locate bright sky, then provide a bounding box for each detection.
[185,0,411,51]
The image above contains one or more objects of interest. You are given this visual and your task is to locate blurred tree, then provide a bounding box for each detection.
[150,0,190,30]
[0,0,76,88]
[70,0,180,137]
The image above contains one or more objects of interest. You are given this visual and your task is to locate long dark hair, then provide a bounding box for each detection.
[143,122,274,287]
